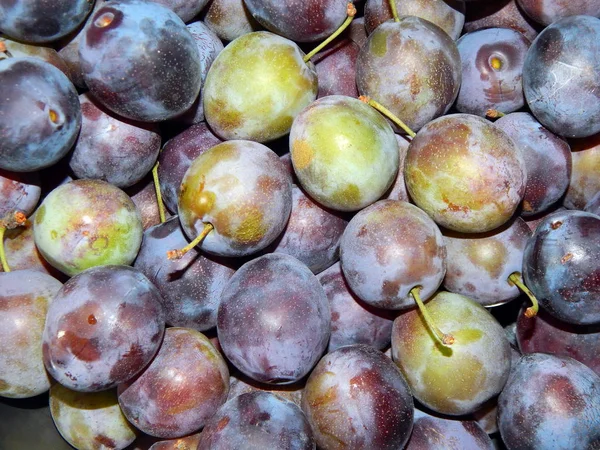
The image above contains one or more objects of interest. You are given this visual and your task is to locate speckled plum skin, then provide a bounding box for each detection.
[464,0,541,42]
[118,328,229,439]
[42,266,165,392]
[317,262,394,352]
[0,57,81,173]
[50,385,138,450]
[203,31,317,142]
[523,210,600,325]
[498,353,600,449]
[392,292,512,416]
[456,28,530,117]
[356,17,461,133]
[217,254,331,384]
[340,200,446,310]
[134,217,235,331]
[517,307,600,376]
[290,95,399,212]
[564,133,600,209]
[517,0,600,26]
[0,0,93,43]
[443,217,532,307]
[364,0,465,41]
[302,344,414,450]
[0,270,62,398]
[69,93,162,188]
[313,39,359,99]
[178,140,292,257]
[405,114,527,233]
[199,391,315,449]
[204,0,263,42]
[405,408,494,450]
[33,179,144,277]
[244,0,348,42]
[0,169,40,218]
[523,15,600,139]
[79,0,202,122]
[496,112,572,216]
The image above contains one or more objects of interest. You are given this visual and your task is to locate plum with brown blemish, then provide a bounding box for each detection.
[199,391,315,449]
[33,179,143,277]
[392,292,512,416]
[0,270,62,398]
[177,140,292,258]
[217,253,330,384]
[203,0,263,42]
[464,0,541,42]
[517,0,600,26]
[456,28,530,117]
[134,216,235,331]
[496,112,572,216]
[564,132,600,210]
[42,265,165,392]
[356,16,461,133]
[69,93,162,189]
[118,327,229,439]
[0,169,40,218]
[302,344,414,450]
[313,38,359,99]
[364,0,465,41]
[523,15,600,138]
[317,262,394,352]
[498,353,600,449]
[523,210,600,325]
[50,384,138,450]
[268,185,348,274]
[404,114,527,233]
[443,217,533,307]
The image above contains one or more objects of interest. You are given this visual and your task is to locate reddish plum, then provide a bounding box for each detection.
[313,39,359,99]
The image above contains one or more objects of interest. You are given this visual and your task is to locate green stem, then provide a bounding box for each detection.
[303,3,357,62]
[0,227,9,272]
[167,222,214,260]
[389,0,400,22]
[152,161,166,223]
[508,272,539,318]
[410,286,454,346]
[359,96,416,138]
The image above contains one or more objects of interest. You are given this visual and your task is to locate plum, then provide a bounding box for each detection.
[313,39,360,99]
[564,132,600,210]
[517,0,600,26]
[0,169,41,218]
[227,373,303,406]
[464,0,541,42]
[203,0,263,42]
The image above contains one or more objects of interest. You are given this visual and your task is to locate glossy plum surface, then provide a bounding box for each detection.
[42,265,165,392]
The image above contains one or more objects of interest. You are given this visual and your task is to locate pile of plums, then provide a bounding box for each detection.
[2,0,600,449]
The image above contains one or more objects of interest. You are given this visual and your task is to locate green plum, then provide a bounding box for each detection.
[290,95,399,211]
[203,31,318,143]
[33,180,143,276]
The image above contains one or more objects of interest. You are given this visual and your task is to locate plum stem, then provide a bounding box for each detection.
[486,109,505,119]
[303,3,357,63]
[167,222,214,260]
[359,96,416,138]
[152,161,166,223]
[508,272,539,318]
[0,210,27,273]
[410,286,454,346]
[389,0,400,22]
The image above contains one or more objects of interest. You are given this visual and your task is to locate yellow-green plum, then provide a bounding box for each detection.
[203,31,317,142]
[392,292,512,416]
[405,114,527,233]
[290,95,399,212]
[33,179,143,277]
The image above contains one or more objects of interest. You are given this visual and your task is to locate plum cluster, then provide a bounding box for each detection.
[1,1,600,449]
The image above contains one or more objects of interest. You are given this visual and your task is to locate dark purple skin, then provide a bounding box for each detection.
[456,28,530,117]
[0,57,81,173]
[118,327,229,439]
[227,373,304,406]
[79,0,202,122]
[127,177,169,231]
[405,408,494,450]
[267,184,348,274]
[151,0,210,23]
[203,0,263,42]
[0,0,93,43]
[564,132,600,210]
[217,253,331,384]
[517,306,600,376]
[347,16,368,49]
[42,265,166,392]
[199,391,315,449]
[0,169,41,218]
[302,344,414,450]
[517,0,600,26]
[69,93,161,188]
[498,353,600,449]
[464,0,541,42]
[133,216,235,331]
[523,15,600,139]
[314,38,359,99]
[243,0,349,43]
[157,122,223,214]
[317,262,394,352]
[443,217,532,307]
[495,112,572,216]
[523,210,600,325]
